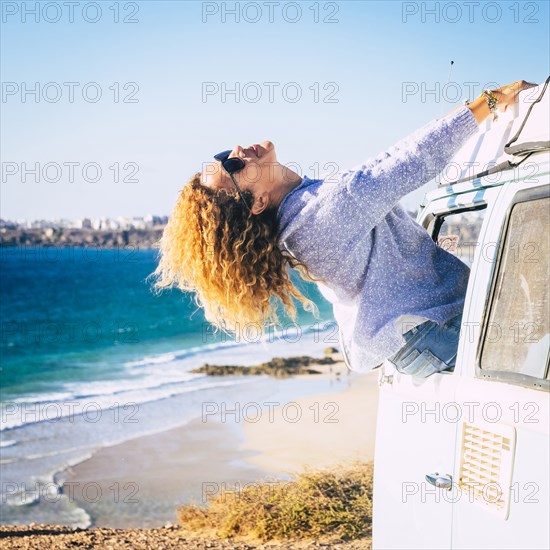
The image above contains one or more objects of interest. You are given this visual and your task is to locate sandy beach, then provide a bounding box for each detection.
[242,365,378,476]
[1,359,378,548]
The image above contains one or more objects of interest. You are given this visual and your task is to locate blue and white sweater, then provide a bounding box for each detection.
[276,106,479,372]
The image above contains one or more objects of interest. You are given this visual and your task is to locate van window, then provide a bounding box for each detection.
[480,196,550,383]
[432,207,486,268]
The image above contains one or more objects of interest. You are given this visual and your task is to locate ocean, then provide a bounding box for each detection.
[0,247,337,526]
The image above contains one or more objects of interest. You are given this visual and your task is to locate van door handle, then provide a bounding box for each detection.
[425,473,453,489]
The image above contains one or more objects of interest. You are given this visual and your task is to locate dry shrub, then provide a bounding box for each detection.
[178,461,373,543]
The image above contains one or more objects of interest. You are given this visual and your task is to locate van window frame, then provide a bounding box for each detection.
[429,204,488,242]
[426,204,489,277]
[475,185,550,391]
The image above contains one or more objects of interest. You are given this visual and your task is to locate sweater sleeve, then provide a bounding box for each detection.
[336,106,479,228]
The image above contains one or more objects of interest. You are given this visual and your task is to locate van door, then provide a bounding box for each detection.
[451,182,550,550]
[372,188,495,550]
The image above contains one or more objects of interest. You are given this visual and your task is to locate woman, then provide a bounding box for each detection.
[153,80,534,378]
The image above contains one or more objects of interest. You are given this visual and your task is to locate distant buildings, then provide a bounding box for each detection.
[0,215,169,231]
[0,215,169,249]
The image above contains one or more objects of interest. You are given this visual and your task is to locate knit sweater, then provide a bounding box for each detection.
[276,106,479,372]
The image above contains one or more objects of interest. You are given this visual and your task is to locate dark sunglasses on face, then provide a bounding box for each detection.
[213,150,252,213]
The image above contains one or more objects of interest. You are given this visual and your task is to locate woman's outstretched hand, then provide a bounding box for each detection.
[494,80,538,112]
[466,79,538,124]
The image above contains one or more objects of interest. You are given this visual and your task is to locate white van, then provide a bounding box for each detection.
[372,79,550,550]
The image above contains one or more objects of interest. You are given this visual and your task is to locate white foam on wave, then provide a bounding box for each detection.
[122,323,328,370]
[0,377,256,431]
[124,351,178,368]
[123,338,247,369]
[64,370,200,398]
[1,324,333,432]
[1,451,94,529]
[10,391,74,404]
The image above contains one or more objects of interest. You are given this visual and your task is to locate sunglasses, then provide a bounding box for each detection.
[213,150,252,213]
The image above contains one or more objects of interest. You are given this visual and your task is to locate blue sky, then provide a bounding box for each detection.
[1,0,549,220]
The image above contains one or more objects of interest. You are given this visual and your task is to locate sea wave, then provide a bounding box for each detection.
[1,452,94,528]
[122,323,329,370]
[1,325,334,432]
[0,378,254,431]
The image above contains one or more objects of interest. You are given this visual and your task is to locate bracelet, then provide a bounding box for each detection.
[482,89,499,114]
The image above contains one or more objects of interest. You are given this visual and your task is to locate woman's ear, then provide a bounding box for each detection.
[251,191,271,215]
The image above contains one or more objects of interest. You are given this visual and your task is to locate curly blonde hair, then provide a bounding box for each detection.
[151,173,320,334]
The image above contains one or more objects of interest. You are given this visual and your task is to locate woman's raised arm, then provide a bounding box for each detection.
[337,80,536,230]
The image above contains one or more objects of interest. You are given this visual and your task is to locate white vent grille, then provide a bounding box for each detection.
[458,422,516,519]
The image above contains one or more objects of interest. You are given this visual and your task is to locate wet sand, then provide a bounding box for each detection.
[59,361,378,528]
[2,360,378,548]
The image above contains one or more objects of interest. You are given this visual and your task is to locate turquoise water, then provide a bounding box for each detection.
[1,247,333,403]
[0,247,336,526]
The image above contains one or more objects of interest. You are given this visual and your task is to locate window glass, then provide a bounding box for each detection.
[480,197,550,380]
[433,208,486,268]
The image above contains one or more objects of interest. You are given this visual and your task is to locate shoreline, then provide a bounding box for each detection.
[0,229,164,249]
[1,358,378,548]
[57,361,378,529]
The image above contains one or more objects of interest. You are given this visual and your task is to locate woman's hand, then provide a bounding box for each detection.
[466,79,538,124]
[492,80,538,112]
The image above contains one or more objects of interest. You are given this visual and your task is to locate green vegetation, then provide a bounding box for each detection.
[178,462,373,543]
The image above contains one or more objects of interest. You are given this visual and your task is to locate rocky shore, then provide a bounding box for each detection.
[0,524,371,549]
[0,356,377,550]
[191,354,338,378]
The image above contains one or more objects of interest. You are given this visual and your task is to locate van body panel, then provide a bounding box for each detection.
[373,183,497,550]
[450,174,550,550]
[372,158,550,550]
